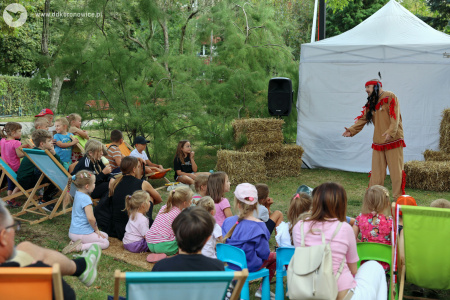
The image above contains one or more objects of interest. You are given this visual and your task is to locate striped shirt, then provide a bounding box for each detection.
[106,145,122,169]
[145,205,181,244]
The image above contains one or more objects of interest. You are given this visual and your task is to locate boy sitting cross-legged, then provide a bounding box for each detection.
[129,136,169,176]
[16,129,63,212]
[151,206,225,272]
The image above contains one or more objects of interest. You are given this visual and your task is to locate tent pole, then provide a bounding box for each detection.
[311,0,319,43]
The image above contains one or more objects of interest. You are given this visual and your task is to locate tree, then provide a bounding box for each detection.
[421,0,450,33]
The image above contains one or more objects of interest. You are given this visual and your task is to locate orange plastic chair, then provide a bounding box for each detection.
[0,263,63,300]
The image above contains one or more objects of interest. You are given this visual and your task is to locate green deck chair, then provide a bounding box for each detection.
[357,242,397,300]
[397,205,450,300]
[113,269,249,300]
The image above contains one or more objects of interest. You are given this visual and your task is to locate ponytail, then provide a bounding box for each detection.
[164,186,193,213]
[223,198,257,242]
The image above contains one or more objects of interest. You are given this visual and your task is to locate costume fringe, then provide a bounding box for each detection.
[354,106,366,122]
[389,99,397,120]
[372,139,406,151]
[375,97,389,111]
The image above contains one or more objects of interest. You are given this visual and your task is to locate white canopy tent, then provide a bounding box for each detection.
[296,0,450,173]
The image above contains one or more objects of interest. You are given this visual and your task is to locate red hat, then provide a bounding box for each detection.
[396,195,417,215]
[35,108,54,117]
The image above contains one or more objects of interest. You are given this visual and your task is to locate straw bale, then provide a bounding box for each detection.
[232,118,285,134]
[423,150,450,162]
[240,142,282,154]
[404,160,450,192]
[440,109,450,153]
[265,145,304,178]
[216,150,267,184]
[235,130,284,144]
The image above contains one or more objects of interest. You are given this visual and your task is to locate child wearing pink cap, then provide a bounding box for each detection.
[221,183,276,298]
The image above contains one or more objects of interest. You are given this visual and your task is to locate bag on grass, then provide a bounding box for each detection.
[287,221,345,300]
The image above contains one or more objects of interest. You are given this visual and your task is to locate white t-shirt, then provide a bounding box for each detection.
[253,204,270,222]
[201,223,222,258]
[130,148,149,161]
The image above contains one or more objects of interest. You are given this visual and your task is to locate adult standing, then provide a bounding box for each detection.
[343,79,405,199]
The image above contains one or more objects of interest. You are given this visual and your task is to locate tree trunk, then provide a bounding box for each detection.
[41,0,50,55]
[158,19,169,72]
[49,76,63,111]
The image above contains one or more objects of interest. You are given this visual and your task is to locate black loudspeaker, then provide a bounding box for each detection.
[268,77,293,116]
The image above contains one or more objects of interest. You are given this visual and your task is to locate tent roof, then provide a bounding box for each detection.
[311,0,450,46]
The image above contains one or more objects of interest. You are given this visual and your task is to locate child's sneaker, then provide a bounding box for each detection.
[39,200,54,213]
[78,244,101,287]
[6,199,21,208]
[62,240,82,254]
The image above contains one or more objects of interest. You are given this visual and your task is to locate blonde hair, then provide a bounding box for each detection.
[430,199,450,209]
[55,117,69,128]
[67,113,81,127]
[223,196,258,242]
[64,171,95,208]
[124,190,150,221]
[85,139,103,159]
[164,186,193,213]
[288,192,313,237]
[34,117,49,129]
[196,196,215,213]
[362,185,390,216]
[194,174,210,193]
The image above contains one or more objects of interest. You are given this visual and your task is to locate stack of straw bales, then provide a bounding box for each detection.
[405,109,450,191]
[216,118,304,184]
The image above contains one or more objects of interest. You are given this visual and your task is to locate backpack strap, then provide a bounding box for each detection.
[300,221,326,247]
[330,222,346,280]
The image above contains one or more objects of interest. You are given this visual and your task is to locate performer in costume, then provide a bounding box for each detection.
[343,79,406,199]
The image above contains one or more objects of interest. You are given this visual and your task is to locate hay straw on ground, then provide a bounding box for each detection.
[235,130,284,144]
[232,118,285,133]
[440,109,450,153]
[265,145,304,177]
[240,142,282,154]
[216,150,267,184]
[423,150,450,162]
[404,161,450,192]
[103,237,153,270]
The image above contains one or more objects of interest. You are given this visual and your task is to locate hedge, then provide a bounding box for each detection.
[0,75,51,116]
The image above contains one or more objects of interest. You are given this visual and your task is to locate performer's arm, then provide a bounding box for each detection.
[384,95,400,139]
[346,107,368,136]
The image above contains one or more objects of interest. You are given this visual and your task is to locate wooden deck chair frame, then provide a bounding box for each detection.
[12,149,72,225]
[0,157,49,203]
[70,135,85,155]
[113,269,248,300]
[0,263,63,300]
[392,203,450,300]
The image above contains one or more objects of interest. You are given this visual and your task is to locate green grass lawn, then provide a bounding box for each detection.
[4,167,449,299]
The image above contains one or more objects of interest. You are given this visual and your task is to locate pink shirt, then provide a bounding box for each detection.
[123,212,149,245]
[0,138,22,172]
[145,205,181,244]
[214,197,230,226]
[292,219,359,291]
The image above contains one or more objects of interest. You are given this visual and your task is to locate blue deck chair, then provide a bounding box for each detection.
[216,243,271,300]
[357,242,397,300]
[275,247,295,300]
[112,269,248,300]
[0,157,49,204]
[12,149,72,225]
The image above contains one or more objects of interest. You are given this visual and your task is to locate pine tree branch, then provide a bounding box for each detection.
[180,10,200,54]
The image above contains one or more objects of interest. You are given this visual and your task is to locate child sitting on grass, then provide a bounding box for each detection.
[254,183,284,236]
[152,206,224,272]
[196,196,223,259]
[123,191,151,253]
[54,117,79,170]
[145,186,193,262]
[63,171,109,254]
[192,174,210,205]
[106,130,124,173]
